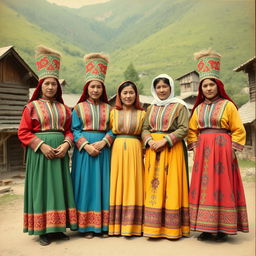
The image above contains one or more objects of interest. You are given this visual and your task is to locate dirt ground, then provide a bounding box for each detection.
[0,173,255,256]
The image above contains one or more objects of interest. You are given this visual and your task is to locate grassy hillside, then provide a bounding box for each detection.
[0,0,255,106]
[105,0,255,104]
[0,2,86,93]
[2,0,111,51]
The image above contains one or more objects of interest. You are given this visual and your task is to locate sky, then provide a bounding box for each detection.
[47,0,111,8]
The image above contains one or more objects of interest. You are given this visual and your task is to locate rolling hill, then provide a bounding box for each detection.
[0,0,254,105]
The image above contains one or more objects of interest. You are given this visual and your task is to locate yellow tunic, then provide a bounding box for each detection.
[187,98,246,151]
[109,109,146,236]
[142,103,190,239]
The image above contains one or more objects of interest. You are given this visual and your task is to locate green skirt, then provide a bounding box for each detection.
[24,132,77,235]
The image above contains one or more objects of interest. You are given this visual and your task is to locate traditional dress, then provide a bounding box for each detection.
[109,108,146,236]
[142,102,190,239]
[187,97,249,234]
[18,98,77,235]
[71,99,114,233]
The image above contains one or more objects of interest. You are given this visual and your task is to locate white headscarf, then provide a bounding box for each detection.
[151,74,188,109]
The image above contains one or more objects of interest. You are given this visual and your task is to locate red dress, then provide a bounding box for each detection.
[187,97,249,234]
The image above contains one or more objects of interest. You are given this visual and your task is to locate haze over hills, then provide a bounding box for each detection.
[0,0,254,105]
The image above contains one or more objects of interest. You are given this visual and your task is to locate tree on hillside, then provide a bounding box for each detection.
[124,63,144,93]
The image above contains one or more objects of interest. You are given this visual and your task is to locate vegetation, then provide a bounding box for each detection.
[0,0,254,103]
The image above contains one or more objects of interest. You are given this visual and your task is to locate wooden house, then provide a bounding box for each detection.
[0,46,38,173]
[175,71,199,110]
[234,57,256,159]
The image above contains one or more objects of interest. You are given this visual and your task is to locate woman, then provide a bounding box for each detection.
[18,45,77,246]
[142,74,190,239]
[109,81,146,236]
[188,49,249,241]
[71,53,114,238]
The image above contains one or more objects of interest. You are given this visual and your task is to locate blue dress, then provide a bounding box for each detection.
[71,100,114,233]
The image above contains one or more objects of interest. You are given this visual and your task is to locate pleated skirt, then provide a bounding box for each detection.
[71,131,110,233]
[109,136,144,236]
[24,132,77,235]
[189,132,249,234]
[143,133,190,239]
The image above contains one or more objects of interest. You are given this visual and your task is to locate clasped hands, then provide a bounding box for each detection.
[148,138,168,152]
[84,140,107,156]
[40,142,70,160]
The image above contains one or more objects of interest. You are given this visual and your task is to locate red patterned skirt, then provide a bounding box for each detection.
[189,132,249,234]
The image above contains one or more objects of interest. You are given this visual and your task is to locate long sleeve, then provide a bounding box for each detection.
[141,106,153,146]
[164,105,189,147]
[187,110,199,150]
[226,102,246,151]
[63,107,73,147]
[72,109,89,151]
[18,107,44,152]
[103,110,116,146]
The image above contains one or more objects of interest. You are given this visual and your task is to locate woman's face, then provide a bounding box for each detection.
[87,80,103,101]
[41,78,58,100]
[155,80,171,100]
[120,85,136,107]
[201,79,218,99]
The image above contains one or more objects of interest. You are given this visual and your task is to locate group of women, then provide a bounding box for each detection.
[18,46,249,246]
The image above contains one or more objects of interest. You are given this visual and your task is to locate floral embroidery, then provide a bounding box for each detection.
[98,63,107,74]
[53,59,60,69]
[203,146,211,157]
[215,135,227,146]
[214,189,224,202]
[36,56,49,70]
[151,177,160,190]
[214,161,224,174]
[86,62,94,72]
[201,175,209,186]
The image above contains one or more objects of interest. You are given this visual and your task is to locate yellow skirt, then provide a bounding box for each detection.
[143,133,190,239]
[109,136,144,236]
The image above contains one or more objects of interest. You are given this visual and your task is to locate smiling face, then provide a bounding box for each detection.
[201,79,218,99]
[87,80,103,101]
[41,77,58,100]
[120,85,136,107]
[155,79,171,100]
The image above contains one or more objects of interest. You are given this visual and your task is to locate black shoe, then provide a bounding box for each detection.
[215,232,228,242]
[197,232,213,241]
[56,232,70,241]
[39,234,51,246]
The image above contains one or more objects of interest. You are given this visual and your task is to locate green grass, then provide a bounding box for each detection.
[0,0,254,101]
[0,194,23,206]
[238,159,256,169]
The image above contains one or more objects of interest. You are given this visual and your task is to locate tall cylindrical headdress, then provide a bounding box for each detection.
[35,45,61,80]
[84,53,109,85]
[194,48,221,82]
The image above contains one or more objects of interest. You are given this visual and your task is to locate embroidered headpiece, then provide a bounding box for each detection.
[194,48,221,81]
[84,53,109,85]
[35,45,61,80]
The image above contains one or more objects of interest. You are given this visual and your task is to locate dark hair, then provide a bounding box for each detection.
[118,81,138,98]
[200,78,216,85]
[153,77,170,88]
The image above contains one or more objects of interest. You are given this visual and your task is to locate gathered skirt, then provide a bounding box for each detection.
[71,131,110,233]
[24,132,77,235]
[189,132,249,234]
[109,136,144,236]
[143,133,190,239]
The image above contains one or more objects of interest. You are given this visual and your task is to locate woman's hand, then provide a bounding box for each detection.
[154,139,168,152]
[91,140,107,151]
[148,139,167,152]
[54,142,70,158]
[40,143,56,160]
[84,144,100,156]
